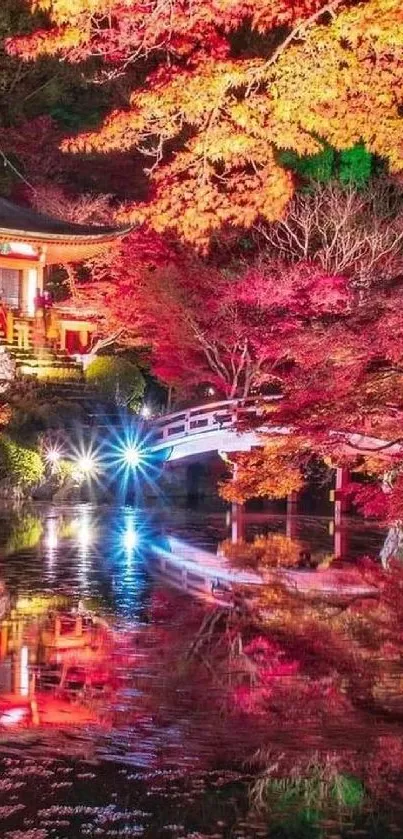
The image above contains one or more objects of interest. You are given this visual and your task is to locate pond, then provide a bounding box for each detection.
[0,503,402,839]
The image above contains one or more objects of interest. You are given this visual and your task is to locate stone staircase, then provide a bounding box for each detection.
[0,326,124,428]
[35,380,121,425]
[0,324,83,381]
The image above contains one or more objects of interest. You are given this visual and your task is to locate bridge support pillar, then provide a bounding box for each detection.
[334,466,350,527]
[328,467,350,560]
[231,503,245,544]
[286,491,298,539]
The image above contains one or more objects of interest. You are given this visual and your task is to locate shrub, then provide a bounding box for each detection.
[85,355,145,410]
[6,381,85,445]
[0,435,44,487]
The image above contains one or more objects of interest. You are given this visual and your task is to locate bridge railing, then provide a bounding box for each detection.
[150,397,279,444]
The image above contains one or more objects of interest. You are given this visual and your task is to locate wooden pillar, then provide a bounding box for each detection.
[0,623,8,659]
[37,264,44,294]
[334,467,349,527]
[79,329,88,351]
[21,265,42,316]
[329,467,350,559]
[6,310,14,343]
[20,267,29,313]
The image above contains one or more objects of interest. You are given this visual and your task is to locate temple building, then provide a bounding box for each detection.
[0,196,129,376]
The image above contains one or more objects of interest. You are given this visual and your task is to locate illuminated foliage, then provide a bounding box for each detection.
[8,0,403,248]
[85,354,145,409]
[75,237,352,398]
[0,434,44,487]
[219,439,306,503]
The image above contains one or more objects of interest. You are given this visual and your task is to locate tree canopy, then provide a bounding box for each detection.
[8,0,403,248]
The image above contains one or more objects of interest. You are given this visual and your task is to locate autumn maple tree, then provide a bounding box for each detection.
[70,229,355,397]
[8,0,403,249]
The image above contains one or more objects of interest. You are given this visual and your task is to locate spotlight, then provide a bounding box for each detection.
[123,445,141,468]
[77,455,95,475]
[140,404,151,419]
[45,447,61,465]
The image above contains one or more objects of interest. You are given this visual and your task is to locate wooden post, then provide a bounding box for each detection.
[0,624,8,659]
[329,467,350,559]
[6,310,13,344]
[334,467,349,527]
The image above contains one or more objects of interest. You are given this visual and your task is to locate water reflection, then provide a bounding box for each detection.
[0,505,402,838]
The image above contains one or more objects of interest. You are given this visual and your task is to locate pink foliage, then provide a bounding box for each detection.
[346,481,389,519]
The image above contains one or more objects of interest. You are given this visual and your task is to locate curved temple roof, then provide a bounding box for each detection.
[0,197,130,240]
[0,196,132,263]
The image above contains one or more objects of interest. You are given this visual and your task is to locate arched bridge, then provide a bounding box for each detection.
[148,397,283,462]
[147,398,401,463]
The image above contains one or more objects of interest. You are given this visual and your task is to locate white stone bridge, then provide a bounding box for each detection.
[148,397,282,461]
[147,397,401,464]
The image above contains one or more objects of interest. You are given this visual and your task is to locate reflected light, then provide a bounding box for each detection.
[78,516,92,552]
[124,519,138,553]
[20,646,29,697]
[0,707,28,726]
[46,518,58,552]
[77,511,93,592]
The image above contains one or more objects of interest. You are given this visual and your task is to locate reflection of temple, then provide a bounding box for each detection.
[0,599,114,727]
[0,196,129,377]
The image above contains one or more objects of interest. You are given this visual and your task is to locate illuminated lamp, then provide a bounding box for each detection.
[9,242,37,257]
[123,445,141,468]
[45,447,61,465]
[77,455,95,475]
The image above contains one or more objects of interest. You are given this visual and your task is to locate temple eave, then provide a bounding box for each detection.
[0,226,132,245]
